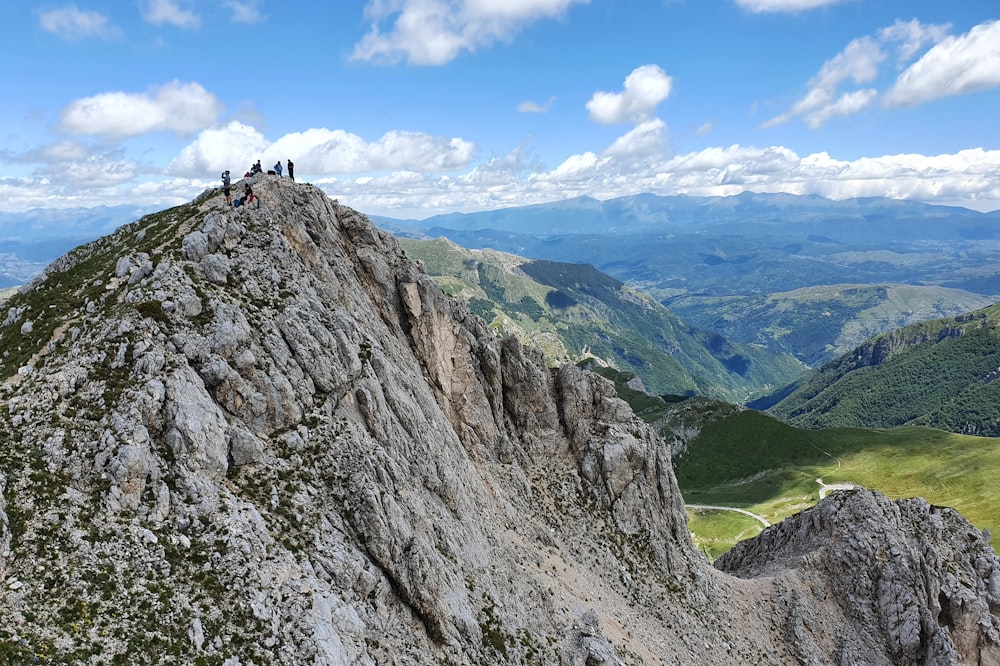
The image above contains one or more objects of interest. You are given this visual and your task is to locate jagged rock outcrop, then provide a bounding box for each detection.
[0,175,996,664]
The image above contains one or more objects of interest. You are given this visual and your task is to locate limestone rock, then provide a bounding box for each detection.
[0,175,994,665]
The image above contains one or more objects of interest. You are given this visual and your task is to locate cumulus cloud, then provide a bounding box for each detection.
[763,36,883,129]
[351,0,588,65]
[275,128,476,174]
[141,0,199,29]
[587,65,673,125]
[59,81,224,139]
[603,119,669,160]
[39,5,121,40]
[166,121,271,176]
[884,20,1000,107]
[735,0,843,13]
[45,155,139,189]
[6,135,1000,216]
[167,123,476,178]
[311,135,1000,219]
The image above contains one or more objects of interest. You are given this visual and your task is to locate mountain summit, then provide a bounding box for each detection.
[1,176,998,664]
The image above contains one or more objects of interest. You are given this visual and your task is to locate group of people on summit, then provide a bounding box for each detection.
[220,158,295,209]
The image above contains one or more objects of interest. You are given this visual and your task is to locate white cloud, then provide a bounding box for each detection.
[352,0,588,65]
[517,97,556,113]
[884,20,1000,107]
[764,35,884,129]
[59,81,224,139]
[222,0,265,24]
[735,0,843,13]
[46,155,139,189]
[5,137,1000,216]
[267,128,476,174]
[11,140,91,164]
[603,119,669,159]
[879,19,951,66]
[803,88,877,129]
[141,0,200,29]
[167,121,271,177]
[168,124,476,178]
[586,65,673,125]
[39,6,121,40]
[4,140,141,189]
[763,19,1000,128]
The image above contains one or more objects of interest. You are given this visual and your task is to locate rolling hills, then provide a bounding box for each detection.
[398,237,805,402]
[378,192,1000,369]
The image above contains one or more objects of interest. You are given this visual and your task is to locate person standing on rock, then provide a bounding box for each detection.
[287,159,294,181]
[274,160,283,178]
[221,170,232,205]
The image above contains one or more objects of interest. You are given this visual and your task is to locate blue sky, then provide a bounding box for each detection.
[1,0,998,219]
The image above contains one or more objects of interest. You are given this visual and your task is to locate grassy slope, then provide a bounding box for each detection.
[589,369,1000,561]
[674,407,1000,559]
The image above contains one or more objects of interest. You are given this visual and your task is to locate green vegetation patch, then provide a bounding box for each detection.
[675,407,1000,557]
[771,317,1000,435]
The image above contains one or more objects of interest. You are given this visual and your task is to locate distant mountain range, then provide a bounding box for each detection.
[377,192,1000,367]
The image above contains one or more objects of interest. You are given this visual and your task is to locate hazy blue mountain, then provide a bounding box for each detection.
[0,205,151,287]
[385,192,998,240]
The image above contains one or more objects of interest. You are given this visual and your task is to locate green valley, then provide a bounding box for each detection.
[399,237,805,403]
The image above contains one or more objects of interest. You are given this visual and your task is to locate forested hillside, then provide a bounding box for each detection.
[768,303,1000,435]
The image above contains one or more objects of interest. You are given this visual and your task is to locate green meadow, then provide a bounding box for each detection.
[675,408,1000,560]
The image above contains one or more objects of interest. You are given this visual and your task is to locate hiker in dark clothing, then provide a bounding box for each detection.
[244,182,259,209]
[287,159,294,181]
[222,170,231,204]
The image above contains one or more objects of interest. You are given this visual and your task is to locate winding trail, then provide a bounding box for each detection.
[816,478,858,499]
[686,504,770,528]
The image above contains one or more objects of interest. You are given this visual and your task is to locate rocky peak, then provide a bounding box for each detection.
[0,176,997,664]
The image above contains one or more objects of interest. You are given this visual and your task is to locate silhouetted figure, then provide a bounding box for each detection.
[287,159,294,182]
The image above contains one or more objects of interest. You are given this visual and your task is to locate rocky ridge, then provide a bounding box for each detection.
[0,175,997,664]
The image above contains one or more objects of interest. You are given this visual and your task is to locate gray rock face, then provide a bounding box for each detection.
[0,175,996,664]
